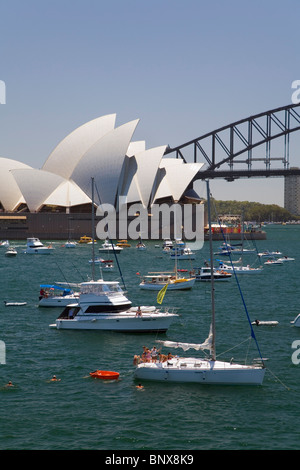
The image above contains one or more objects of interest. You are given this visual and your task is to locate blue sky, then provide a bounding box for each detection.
[1,0,300,207]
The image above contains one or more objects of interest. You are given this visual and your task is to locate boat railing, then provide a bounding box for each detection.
[161,306,180,314]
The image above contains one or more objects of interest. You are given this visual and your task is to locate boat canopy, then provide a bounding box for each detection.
[40,284,72,293]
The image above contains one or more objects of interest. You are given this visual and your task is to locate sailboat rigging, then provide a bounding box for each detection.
[134,180,265,384]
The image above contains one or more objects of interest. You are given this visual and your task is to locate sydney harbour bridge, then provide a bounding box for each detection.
[164,103,300,182]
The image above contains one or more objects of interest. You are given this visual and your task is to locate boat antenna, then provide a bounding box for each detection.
[206,180,216,361]
[91,177,96,281]
[93,182,127,291]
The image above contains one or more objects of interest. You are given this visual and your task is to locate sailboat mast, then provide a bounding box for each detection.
[91,177,95,282]
[206,180,216,361]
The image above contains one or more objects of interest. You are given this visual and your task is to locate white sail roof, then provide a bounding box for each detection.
[11,169,90,212]
[42,114,116,180]
[0,115,203,213]
[130,145,167,208]
[154,159,204,202]
[71,119,139,206]
[0,158,32,210]
[11,169,66,212]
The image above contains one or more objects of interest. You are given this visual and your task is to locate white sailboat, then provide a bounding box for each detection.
[134,181,266,385]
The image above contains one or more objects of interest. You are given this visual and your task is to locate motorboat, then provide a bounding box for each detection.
[218,261,263,275]
[0,240,10,247]
[98,238,123,253]
[134,181,265,385]
[116,240,131,247]
[24,237,54,254]
[170,246,195,260]
[5,246,17,257]
[264,259,283,266]
[258,250,282,257]
[214,243,255,256]
[139,272,195,290]
[49,279,178,332]
[162,238,173,253]
[38,284,80,307]
[194,266,232,281]
[277,256,295,262]
[78,236,95,244]
[89,257,114,270]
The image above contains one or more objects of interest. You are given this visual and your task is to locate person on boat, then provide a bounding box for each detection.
[136,306,142,317]
[133,355,141,365]
[151,346,159,363]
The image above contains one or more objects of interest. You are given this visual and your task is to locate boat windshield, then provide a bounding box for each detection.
[80,282,123,295]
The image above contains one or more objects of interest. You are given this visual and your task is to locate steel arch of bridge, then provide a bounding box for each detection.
[164,103,300,180]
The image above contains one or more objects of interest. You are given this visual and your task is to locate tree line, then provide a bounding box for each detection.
[208,199,298,222]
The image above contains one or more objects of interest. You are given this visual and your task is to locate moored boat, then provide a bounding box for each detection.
[134,181,265,385]
[49,279,178,332]
[98,238,123,253]
[24,237,54,254]
[39,284,80,307]
[139,272,195,290]
[194,266,232,281]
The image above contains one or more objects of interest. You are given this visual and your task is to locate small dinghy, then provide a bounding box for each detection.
[4,301,27,306]
[89,370,120,380]
[251,319,279,326]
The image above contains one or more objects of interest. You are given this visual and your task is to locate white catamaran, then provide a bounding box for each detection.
[134,181,266,385]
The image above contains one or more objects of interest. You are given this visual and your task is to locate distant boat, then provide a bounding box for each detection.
[194,266,232,281]
[139,272,195,290]
[5,246,17,257]
[64,240,77,248]
[38,284,80,308]
[264,259,283,266]
[24,238,54,254]
[116,240,131,248]
[78,236,95,244]
[170,246,195,260]
[98,238,123,253]
[218,261,262,275]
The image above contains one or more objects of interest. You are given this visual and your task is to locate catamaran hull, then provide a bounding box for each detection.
[134,362,265,385]
[50,315,177,332]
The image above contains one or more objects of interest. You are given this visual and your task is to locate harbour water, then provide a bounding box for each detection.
[0,225,300,451]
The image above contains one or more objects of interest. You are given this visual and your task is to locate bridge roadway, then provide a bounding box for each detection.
[193,167,300,181]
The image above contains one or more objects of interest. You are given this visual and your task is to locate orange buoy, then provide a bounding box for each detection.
[89,370,120,380]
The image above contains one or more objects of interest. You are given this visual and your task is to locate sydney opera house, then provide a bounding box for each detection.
[0,114,204,239]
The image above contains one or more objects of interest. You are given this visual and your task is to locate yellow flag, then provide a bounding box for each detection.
[157,282,169,304]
